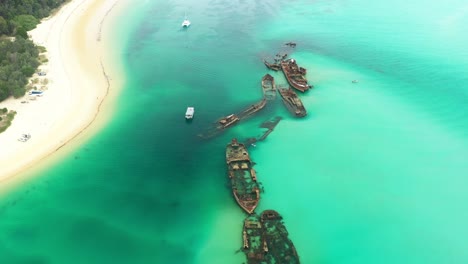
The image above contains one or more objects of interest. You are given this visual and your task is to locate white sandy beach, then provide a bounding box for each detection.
[0,0,125,183]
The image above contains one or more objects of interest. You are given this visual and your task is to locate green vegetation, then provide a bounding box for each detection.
[0,37,40,101]
[0,0,67,103]
[0,108,17,133]
[0,1,68,36]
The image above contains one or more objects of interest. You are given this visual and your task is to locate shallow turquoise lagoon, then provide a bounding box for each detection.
[1,0,468,263]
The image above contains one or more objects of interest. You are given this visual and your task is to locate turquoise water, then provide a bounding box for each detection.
[1,0,468,263]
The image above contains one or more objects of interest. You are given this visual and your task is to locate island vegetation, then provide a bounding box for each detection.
[0,107,16,133]
[0,0,67,102]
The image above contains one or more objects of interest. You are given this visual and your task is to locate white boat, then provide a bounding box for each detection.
[185,107,195,119]
[182,18,191,27]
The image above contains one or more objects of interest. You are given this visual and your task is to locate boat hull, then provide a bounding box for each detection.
[261,74,276,101]
[185,107,194,119]
[234,189,259,214]
[278,87,307,117]
[280,59,311,93]
[263,60,281,71]
[199,98,266,139]
[243,214,270,263]
[226,139,261,214]
[261,210,300,264]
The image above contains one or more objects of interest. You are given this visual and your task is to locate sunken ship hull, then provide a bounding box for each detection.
[261,74,276,101]
[199,99,266,139]
[243,214,271,264]
[261,210,300,264]
[278,87,307,117]
[226,139,260,214]
[263,60,281,71]
[280,59,311,92]
[198,114,240,139]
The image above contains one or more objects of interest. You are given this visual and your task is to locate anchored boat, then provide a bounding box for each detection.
[261,210,300,264]
[226,138,260,214]
[261,74,276,101]
[181,14,191,27]
[185,107,194,119]
[182,19,190,27]
[278,87,307,117]
[280,59,311,92]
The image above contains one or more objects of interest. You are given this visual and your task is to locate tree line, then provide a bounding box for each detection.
[0,0,67,37]
[0,0,67,102]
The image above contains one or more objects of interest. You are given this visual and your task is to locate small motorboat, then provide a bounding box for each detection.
[185,107,195,119]
[352,80,359,83]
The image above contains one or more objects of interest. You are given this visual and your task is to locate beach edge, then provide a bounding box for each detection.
[0,0,128,186]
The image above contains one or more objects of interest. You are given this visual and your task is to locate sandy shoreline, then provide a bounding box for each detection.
[0,0,125,184]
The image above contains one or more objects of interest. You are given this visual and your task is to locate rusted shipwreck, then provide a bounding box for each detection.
[278,86,307,117]
[243,214,269,263]
[261,74,276,100]
[263,60,281,71]
[244,116,282,147]
[199,77,270,139]
[280,58,312,92]
[242,210,300,264]
[218,114,240,129]
[226,138,260,214]
[260,210,300,264]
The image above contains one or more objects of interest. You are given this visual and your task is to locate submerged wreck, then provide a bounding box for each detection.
[281,59,312,92]
[243,214,270,264]
[263,60,281,71]
[261,74,276,101]
[260,210,300,264]
[218,114,240,129]
[198,114,240,138]
[244,116,282,147]
[242,210,300,264]
[226,138,260,214]
[239,99,267,120]
[199,79,268,139]
[199,100,266,139]
[278,87,307,117]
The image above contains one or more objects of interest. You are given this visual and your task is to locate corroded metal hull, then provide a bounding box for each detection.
[261,210,300,264]
[278,87,307,117]
[263,60,281,71]
[261,74,276,101]
[198,114,240,139]
[218,114,240,129]
[281,59,311,92]
[243,214,270,264]
[199,99,266,140]
[226,139,260,214]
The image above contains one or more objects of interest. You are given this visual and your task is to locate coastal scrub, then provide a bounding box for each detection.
[0,108,16,133]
